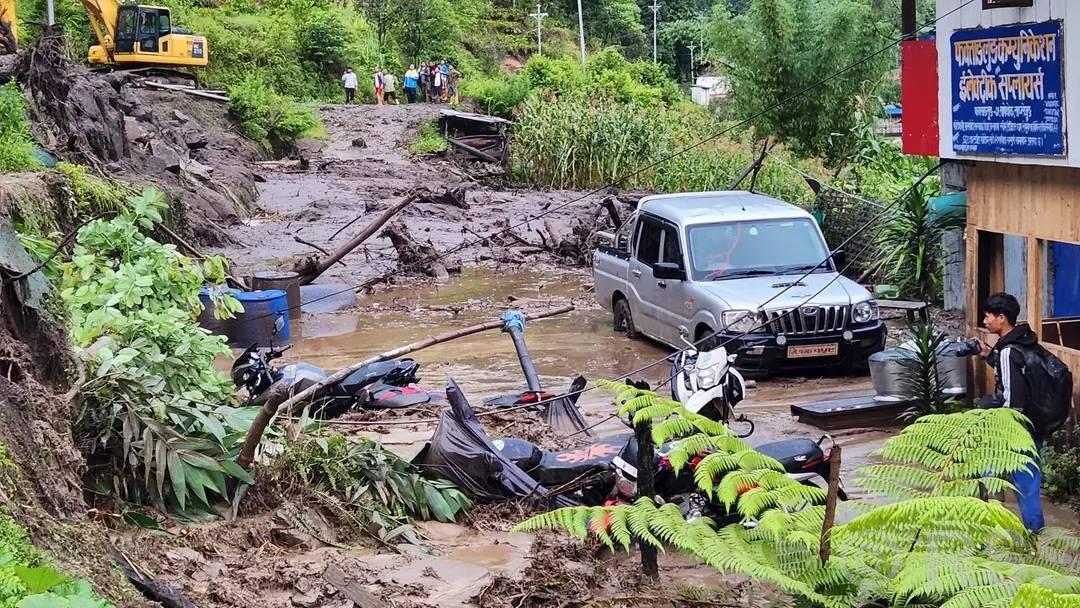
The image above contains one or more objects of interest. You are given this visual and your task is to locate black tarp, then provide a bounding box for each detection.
[543,376,592,437]
[414,379,573,506]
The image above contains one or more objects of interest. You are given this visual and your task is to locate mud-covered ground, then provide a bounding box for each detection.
[213,104,601,286]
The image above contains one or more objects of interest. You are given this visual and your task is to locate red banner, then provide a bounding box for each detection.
[901,40,940,157]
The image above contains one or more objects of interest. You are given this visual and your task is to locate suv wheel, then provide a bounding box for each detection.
[696,328,719,351]
[613,299,640,339]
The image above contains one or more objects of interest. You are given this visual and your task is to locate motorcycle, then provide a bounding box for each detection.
[230,316,447,417]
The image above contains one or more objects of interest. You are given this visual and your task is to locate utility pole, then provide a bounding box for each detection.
[901,0,917,40]
[688,42,696,83]
[650,0,660,63]
[576,0,586,65]
[529,3,547,55]
[46,0,54,26]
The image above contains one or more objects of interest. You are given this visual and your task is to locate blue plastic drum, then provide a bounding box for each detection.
[227,289,291,346]
[197,286,239,336]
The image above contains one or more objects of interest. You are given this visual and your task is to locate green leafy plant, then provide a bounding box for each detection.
[897,323,964,421]
[514,382,1080,607]
[0,513,113,608]
[276,433,471,539]
[869,182,962,302]
[61,187,252,514]
[229,75,319,154]
[0,81,39,173]
[409,120,448,155]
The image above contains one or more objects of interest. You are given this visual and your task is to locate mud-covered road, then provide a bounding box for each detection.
[213,104,598,286]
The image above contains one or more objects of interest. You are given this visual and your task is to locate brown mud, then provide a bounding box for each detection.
[212,104,605,285]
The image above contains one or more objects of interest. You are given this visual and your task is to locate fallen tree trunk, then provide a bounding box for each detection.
[237,305,575,468]
[294,191,420,285]
[447,137,502,164]
[381,221,447,280]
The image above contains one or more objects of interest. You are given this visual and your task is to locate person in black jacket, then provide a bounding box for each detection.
[976,292,1044,532]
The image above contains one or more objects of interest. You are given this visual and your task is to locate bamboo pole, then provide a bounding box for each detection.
[636,417,659,578]
[237,305,575,468]
[298,191,420,285]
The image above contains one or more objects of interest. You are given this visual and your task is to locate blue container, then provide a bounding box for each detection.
[197,286,239,336]
[227,289,291,346]
[929,191,967,224]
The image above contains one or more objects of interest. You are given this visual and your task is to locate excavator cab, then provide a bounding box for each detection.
[89,4,206,67]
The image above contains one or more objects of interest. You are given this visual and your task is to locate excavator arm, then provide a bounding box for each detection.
[80,0,118,61]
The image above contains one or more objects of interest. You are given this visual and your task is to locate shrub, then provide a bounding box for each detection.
[63,188,253,514]
[409,120,447,155]
[229,75,319,154]
[0,81,38,173]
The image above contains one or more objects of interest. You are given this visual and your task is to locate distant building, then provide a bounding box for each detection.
[901,0,1080,403]
[690,75,730,107]
[879,103,902,137]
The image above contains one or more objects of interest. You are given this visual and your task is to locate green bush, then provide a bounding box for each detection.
[409,120,447,155]
[0,511,113,608]
[63,188,254,514]
[0,81,39,173]
[228,75,319,154]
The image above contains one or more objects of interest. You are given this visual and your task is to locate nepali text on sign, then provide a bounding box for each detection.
[950,20,1065,156]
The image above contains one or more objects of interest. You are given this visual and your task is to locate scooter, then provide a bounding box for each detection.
[230,316,446,417]
[669,328,844,498]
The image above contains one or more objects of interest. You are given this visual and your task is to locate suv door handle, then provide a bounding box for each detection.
[631,269,642,278]
[657,281,667,289]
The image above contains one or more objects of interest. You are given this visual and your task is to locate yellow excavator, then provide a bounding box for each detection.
[0,0,207,68]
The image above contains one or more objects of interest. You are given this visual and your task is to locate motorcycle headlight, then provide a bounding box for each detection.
[852,300,879,324]
[722,310,762,334]
[694,365,722,389]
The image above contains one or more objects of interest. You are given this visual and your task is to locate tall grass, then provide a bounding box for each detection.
[0,81,39,173]
[512,94,821,205]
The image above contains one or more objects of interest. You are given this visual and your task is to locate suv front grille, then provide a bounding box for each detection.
[766,305,848,336]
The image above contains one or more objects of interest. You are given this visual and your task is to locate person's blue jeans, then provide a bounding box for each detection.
[1013,439,1045,533]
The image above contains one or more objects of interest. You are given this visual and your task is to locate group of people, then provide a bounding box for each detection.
[341,61,460,106]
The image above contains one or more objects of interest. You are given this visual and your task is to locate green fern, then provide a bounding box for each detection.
[1011,583,1080,607]
[858,409,1035,500]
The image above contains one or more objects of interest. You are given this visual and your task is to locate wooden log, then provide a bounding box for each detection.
[236,305,575,468]
[635,418,659,578]
[447,137,502,164]
[819,444,842,564]
[296,191,419,285]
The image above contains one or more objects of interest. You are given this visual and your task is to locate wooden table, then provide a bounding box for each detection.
[877,299,930,324]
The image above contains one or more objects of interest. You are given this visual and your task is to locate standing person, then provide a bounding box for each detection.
[975,292,1071,533]
[404,64,419,103]
[432,64,444,104]
[373,67,384,105]
[439,60,450,102]
[384,70,398,105]
[448,64,460,106]
[419,62,431,102]
[341,67,357,104]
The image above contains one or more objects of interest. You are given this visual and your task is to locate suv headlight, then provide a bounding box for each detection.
[852,300,879,324]
[722,310,763,334]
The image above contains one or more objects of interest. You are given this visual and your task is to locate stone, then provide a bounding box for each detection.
[124,116,148,143]
[351,137,367,148]
[182,158,214,182]
[173,109,193,123]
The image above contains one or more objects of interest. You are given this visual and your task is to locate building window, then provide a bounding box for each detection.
[977,230,1029,324]
[1041,240,1080,351]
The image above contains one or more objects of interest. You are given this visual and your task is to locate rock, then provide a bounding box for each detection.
[182,158,214,182]
[184,131,208,150]
[173,109,193,123]
[124,116,149,143]
[164,548,205,564]
[291,589,321,608]
[150,140,183,172]
[351,137,367,148]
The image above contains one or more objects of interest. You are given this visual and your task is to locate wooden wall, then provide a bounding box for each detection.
[966,162,1080,405]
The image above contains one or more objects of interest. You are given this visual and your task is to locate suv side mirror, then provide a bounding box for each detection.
[653,262,686,281]
[831,250,847,270]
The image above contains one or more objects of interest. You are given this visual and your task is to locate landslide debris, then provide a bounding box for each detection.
[2,33,261,244]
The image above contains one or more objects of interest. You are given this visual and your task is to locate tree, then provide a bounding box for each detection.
[710,0,892,164]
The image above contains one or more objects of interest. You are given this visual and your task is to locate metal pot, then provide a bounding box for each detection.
[869,348,916,402]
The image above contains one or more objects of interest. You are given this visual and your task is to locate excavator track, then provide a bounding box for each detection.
[90,65,198,86]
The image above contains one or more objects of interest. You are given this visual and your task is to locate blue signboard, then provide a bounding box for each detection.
[950,20,1065,156]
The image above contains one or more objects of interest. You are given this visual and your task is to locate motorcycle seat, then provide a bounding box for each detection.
[754,438,824,473]
[531,439,628,487]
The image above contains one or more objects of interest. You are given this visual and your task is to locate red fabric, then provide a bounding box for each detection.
[901,39,940,157]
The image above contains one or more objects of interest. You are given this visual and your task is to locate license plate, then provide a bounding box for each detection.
[787,343,839,359]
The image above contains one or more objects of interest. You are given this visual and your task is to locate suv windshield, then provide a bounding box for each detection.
[686,218,831,281]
